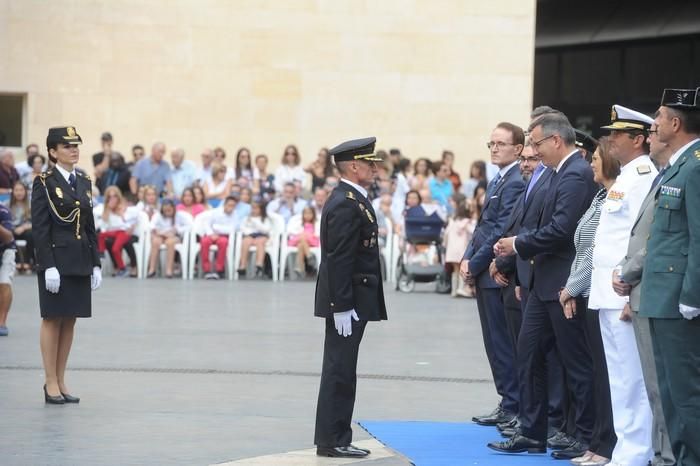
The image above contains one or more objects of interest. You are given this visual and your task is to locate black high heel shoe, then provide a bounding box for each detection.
[44,385,65,405]
[60,392,80,403]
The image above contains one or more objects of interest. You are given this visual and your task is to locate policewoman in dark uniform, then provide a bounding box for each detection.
[32,126,102,404]
[314,137,387,458]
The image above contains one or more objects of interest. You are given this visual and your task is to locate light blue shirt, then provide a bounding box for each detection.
[429,177,453,211]
[132,156,171,193]
[169,160,197,197]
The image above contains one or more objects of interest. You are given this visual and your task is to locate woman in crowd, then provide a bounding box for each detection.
[234,147,254,182]
[274,144,306,193]
[429,161,454,213]
[192,185,208,208]
[409,158,432,191]
[136,185,160,221]
[147,199,192,278]
[97,186,136,277]
[177,188,205,218]
[204,163,232,202]
[444,193,475,298]
[10,181,33,272]
[21,153,46,188]
[253,154,275,201]
[305,147,335,192]
[462,160,488,199]
[32,126,101,404]
[441,150,462,191]
[559,137,619,466]
[287,206,319,277]
[237,201,272,278]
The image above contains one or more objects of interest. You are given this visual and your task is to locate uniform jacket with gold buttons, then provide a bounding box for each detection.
[31,169,100,276]
[639,140,700,318]
[314,181,387,321]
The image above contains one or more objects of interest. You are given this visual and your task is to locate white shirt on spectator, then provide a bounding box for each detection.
[273,164,306,192]
[206,206,241,235]
[150,210,192,236]
[266,197,307,224]
[97,212,131,231]
[240,216,272,236]
[205,178,229,196]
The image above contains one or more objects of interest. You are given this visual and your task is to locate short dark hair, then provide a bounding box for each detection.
[667,107,700,135]
[26,143,39,153]
[405,189,422,205]
[625,129,651,154]
[28,153,46,168]
[389,148,401,156]
[224,195,238,204]
[132,144,144,153]
[528,114,576,146]
[495,122,525,147]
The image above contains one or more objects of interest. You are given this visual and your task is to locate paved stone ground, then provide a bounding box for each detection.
[0,275,497,466]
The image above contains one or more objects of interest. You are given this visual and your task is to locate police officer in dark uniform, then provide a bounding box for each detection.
[32,126,102,404]
[314,137,387,458]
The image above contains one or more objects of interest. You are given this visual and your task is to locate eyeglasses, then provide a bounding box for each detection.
[486,141,515,150]
[531,134,556,148]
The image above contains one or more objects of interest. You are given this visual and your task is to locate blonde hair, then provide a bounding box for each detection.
[102,186,124,221]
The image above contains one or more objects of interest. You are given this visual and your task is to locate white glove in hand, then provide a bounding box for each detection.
[679,303,700,320]
[45,267,61,294]
[91,266,102,291]
[334,309,360,337]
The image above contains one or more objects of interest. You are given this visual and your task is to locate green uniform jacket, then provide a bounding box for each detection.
[639,139,700,318]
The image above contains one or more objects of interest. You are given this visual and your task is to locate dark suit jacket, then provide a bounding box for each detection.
[31,170,100,276]
[495,167,553,289]
[515,152,596,301]
[464,164,525,288]
[314,181,387,321]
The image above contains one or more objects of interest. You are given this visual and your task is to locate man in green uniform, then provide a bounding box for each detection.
[639,87,700,465]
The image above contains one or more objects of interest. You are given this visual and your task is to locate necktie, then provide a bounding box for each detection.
[68,173,77,190]
[486,173,502,197]
[525,167,543,201]
[649,166,667,193]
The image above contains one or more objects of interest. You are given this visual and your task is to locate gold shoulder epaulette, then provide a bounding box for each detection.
[346,191,356,201]
[694,149,700,160]
[637,165,651,175]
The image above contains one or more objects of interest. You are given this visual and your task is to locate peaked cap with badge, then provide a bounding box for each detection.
[660,87,700,111]
[601,104,654,132]
[47,125,83,146]
[574,129,598,155]
[329,137,383,163]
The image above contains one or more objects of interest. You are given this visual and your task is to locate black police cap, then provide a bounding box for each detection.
[574,129,598,154]
[660,88,700,111]
[47,126,83,146]
[329,137,382,163]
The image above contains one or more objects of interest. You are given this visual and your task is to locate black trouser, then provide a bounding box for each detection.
[502,279,522,354]
[650,317,700,466]
[520,287,568,433]
[105,235,138,268]
[583,307,617,458]
[14,229,34,265]
[475,285,519,414]
[314,318,367,447]
[517,293,595,443]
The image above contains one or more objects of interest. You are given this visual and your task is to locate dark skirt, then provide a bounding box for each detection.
[38,272,92,319]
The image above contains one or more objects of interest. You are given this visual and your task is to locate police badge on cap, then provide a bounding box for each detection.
[329,137,383,163]
[46,126,83,146]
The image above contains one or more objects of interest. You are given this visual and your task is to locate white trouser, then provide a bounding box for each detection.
[599,308,653,466]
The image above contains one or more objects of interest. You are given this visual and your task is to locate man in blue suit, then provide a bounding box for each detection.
[460,122,526,426]
[489,114,597,455]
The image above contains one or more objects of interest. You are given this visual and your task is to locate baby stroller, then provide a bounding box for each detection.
[395,210,450,293]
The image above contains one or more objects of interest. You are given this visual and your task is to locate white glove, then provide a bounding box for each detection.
[45,267,61,294]
[679,303,700,320]
[333,309,360,337]
[91,267,102,291]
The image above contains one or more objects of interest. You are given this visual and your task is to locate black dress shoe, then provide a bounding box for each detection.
[487,433,546,454]
[471,404,501,423]
[547,431,577,450]
[497,416,519,432]
[550,440,589,459]
[316,445,369,458]
[60,392,80,403]
[475,408,515,426]
[500,426,519,438]
[43,385,65,405]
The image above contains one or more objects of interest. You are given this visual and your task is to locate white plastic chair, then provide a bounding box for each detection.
[186,210,235,279]
[279,214,321,281]
[232,212,284,281]
[142,211,193,279]
[131,211,151,279]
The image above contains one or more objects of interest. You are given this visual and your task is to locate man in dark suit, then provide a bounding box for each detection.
[314,137,387,459]
[460,122,526,426]
[490,113,597,455]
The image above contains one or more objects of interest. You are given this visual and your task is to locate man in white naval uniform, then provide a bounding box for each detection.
[588,105,657,466]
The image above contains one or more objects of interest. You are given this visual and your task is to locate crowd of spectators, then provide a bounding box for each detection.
[0,134,498,286]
